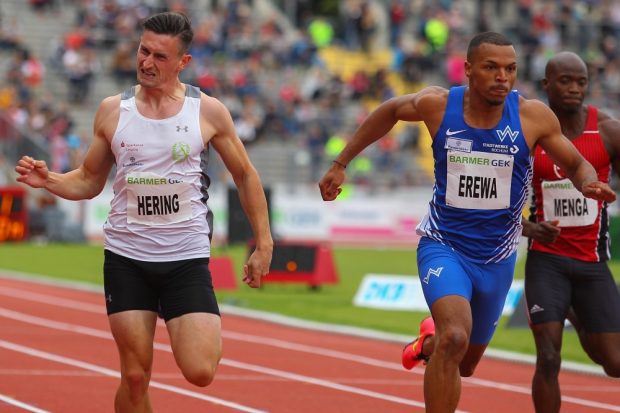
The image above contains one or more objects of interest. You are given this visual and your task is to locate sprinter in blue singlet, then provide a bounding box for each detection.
[318,31,616,412]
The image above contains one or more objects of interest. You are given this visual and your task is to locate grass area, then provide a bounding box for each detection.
[2,242,618,365]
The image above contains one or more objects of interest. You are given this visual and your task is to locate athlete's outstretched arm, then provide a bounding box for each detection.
[525,100,616,203]
[15,96,117,200]
[318,86,446,201]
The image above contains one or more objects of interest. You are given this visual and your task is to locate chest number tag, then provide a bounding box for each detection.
[126,172,192,225]
[446,150,513,209]
[542,179,598,226]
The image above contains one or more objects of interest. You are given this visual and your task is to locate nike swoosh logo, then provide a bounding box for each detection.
[446,128,466,136]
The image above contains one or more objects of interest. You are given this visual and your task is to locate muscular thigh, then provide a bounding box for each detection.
[417,237,473,308]
[417,238,515,345]
[155,257,220,322]
[166,312,222,364]
[571,260,620,333]
[524,250,572,324]
[104,250,220,322]
[469,254,515,344]
[104,249,159,315]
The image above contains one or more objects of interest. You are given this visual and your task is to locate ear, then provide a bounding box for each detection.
[541,78,548,91]
[179,53,192,71]
[464,60,472,78]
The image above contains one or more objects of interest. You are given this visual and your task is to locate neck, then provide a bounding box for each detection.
[463,89,505,129]
[554,105,587,140]
[138,81,185,102]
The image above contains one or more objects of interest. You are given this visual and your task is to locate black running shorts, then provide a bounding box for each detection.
[103,249,220,322]
[525,250,620,332]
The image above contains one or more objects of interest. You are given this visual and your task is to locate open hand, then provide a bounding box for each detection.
[582,181,616,203]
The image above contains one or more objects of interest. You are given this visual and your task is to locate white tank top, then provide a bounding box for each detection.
[103,85,213,261]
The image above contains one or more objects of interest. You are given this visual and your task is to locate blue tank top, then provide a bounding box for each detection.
[416,86,532,263]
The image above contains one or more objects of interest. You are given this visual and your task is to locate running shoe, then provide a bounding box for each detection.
[401,316,435,370]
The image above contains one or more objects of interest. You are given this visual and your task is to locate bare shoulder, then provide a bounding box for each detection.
[200,92,229,116]
[597,108,620,137]
[94,94,122,137]
[518,96,561,149]
[519,96,554,119]
[519,96,559,130]
[413,85,448,105]
[98,94,121,113]
[198,92,236,142]
[199,92,234,126]
[388,85,447,126]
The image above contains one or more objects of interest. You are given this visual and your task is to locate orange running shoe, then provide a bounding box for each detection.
[402,316,435,370]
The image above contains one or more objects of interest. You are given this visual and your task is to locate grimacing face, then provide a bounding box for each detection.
[466,43,517,106]
[136,30,190,88]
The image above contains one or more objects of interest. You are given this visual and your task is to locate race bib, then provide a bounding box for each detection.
[446,150,513,209]
[541,179,598,226]
[126,172,192,225]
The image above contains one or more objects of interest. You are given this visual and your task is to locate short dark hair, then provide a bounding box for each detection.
[141,12,193,54]
[467,32,513,61]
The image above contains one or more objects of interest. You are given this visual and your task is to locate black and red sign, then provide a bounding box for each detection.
[0,186,28,242]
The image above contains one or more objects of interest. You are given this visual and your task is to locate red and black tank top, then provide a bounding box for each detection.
[528,106,611,262]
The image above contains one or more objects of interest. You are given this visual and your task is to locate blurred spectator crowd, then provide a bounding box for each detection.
[1,0,620,191]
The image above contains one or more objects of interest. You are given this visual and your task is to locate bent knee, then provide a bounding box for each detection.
[436,329,469,354]
[459,364,477,377]
[183,363,219,387]
[603,362,620,378]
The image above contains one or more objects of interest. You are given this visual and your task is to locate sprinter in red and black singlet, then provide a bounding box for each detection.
[523,52,620,413]
[529,105,611,262]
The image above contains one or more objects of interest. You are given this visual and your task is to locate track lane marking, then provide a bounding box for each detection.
[0,308,430,410]
[0,339,267,413]
[2,280,618,411]
[0,394,51,413]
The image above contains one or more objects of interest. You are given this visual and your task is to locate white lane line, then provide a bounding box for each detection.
[3,280,618,412]
[462,375,620,411]
[223,331,405,370]
[0,394,50,413]
[0,339,267,413]
[220,332,620,412]
[0,307,430,411]
[0,286,104,313]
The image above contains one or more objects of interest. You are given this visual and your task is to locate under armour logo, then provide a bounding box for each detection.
[496,125,519,143]
[422,266,443,284]
[176,125,189,132]
[106,294,112,303]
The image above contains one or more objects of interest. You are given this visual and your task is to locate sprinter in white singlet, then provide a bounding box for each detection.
[15,12,273,413]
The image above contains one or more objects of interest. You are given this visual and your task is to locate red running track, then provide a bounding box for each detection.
[0,275,618,413]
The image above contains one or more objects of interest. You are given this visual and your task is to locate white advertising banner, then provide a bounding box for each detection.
[353,274,525,316]
[81,183,432,246]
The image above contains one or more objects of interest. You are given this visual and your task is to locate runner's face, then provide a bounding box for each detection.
[466,43,517,106]
[543,63,588,113]
[136,30,189,87]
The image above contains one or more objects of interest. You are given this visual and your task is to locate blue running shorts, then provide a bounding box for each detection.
[416,237,516,344]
